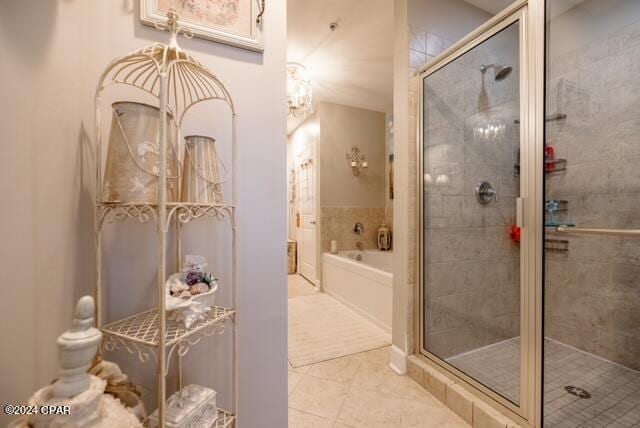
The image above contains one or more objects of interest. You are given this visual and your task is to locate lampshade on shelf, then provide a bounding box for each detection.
[181,135,226,205]
[102,102,180,203]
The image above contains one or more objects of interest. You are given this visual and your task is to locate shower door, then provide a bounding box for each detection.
[418,5,536,419]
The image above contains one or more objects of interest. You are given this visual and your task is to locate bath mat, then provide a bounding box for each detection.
[288,293,391,368]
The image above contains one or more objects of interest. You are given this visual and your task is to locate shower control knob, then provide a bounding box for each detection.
[475,180,498,204]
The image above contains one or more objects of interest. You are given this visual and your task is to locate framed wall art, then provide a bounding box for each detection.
[141,0,265,52]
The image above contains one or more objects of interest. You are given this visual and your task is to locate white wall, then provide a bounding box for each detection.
[0,2,108,426]
[0,2,287,427]
[319,103,386,208]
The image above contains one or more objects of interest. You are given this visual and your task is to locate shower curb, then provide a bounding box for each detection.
[407,355,523,428]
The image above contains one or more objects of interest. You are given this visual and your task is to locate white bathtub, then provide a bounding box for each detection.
[322,250,393,332]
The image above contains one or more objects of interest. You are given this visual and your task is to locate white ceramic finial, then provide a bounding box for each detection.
[52,296,102,399]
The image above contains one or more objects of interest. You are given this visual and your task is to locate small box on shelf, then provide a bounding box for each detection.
[148,384,218,428]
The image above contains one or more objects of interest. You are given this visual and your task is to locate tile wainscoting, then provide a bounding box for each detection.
[320,206,387,253]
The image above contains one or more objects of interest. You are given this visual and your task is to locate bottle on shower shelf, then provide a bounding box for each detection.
[545,200,575,227]
[545,144,556,172]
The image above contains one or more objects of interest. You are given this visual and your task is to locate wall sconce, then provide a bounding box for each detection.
[346,146,368,176]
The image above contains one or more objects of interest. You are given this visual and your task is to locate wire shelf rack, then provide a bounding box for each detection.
[101,306,235,348]
[94,8,238,426]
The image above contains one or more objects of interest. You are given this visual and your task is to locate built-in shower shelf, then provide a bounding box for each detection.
[545,238,569,253]
[545,200,574,228]
[545,158,567,173]
[513,158,567,176]
[545,221,576,228]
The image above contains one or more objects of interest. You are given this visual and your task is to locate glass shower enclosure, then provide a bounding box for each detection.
[418,5,533,417]
[418,0,640,426]
[543,0,640,426]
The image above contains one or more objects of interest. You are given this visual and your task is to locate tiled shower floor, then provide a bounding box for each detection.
[447,338,640,427]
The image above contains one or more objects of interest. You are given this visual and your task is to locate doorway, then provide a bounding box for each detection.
[285,1,472,426]
[296,147,318,286]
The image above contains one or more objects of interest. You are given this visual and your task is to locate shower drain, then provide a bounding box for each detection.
[565,386,591,399]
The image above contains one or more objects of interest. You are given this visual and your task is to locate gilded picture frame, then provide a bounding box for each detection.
[141,0,265,52]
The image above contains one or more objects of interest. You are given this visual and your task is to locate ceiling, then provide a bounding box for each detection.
[463,0,514,14]
[287,0,394,134]
[464,0,585,17]
[286,0,586,134]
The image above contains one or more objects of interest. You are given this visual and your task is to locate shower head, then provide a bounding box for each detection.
[495,65,513,81]
[480,64,513,82]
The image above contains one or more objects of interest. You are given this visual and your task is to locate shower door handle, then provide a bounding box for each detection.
[516,197,524,229]
[555,226,640,237]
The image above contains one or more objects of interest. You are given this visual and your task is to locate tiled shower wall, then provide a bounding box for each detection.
[320,207,385,253]
[422,27,521,359]
[545,18,640,371]
[407,27,449,355]
[409,29,453,74]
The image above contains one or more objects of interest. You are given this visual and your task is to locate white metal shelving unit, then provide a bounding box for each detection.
[94,10,237,427]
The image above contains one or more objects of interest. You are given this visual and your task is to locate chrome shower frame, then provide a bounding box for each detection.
[414,1,546,427]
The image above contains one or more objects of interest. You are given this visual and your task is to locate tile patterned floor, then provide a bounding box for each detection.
[288,347,469,428]
[288,274,318,299]
[446,337,522,404]
[287,275,468,427]
[447,337,640,427]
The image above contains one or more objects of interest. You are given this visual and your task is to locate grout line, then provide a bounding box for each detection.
[332,371,356,424]
[287,407,334,424]
[447,336,520,361]
[287,368,306,398]
[545,337,640,375]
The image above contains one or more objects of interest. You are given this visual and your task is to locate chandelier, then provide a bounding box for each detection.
[287,62,313,117]
[473,121,506,143]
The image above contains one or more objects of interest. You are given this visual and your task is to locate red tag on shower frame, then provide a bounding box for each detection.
[510,225,521,243]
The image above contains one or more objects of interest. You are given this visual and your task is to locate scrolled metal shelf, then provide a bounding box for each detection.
[168,203,235,229]
[214,409,236,427]
[97,202,235,230]
[100,306,235,372]
[97,202,159,228]
[94,10,239,424]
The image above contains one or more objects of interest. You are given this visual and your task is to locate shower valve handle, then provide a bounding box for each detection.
[475,180,498,204]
